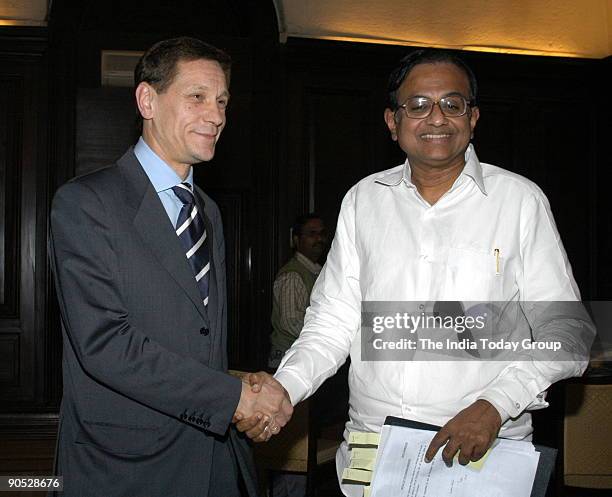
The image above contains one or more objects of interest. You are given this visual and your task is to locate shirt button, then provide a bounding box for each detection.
[515,402,520,409]
[200,328,210,336]
[419,304,425,310]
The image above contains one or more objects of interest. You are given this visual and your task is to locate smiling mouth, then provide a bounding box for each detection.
[420,133,452,140]
[194,132,217,140]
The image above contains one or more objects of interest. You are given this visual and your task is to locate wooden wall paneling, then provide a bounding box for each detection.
[245,4,283,370]
[75,87,136,176]
[207,189,248,368]
[472,97,521,175]
[0,72,21,317]
[307,89,374,230]
[279,39,405,266]
[595,57,611,299]
[0,28,55,436]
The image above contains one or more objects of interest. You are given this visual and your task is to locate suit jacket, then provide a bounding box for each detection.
[48,148,257,497]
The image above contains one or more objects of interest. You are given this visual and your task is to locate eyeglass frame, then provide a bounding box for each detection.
[394,94,475,120]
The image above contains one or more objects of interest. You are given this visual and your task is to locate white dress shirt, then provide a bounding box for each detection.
[274,145,591,495]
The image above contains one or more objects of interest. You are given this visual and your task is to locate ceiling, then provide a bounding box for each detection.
[0,0,47,26]
[274,0,611,58]
[1,1,610,58]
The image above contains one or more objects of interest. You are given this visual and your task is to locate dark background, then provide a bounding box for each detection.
[0,0,610,491]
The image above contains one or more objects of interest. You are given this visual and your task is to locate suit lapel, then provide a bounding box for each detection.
[118,148,209,323]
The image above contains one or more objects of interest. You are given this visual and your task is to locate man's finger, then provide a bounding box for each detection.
[470,446,486,462]
[457,443,475,466]
[245,415,270,439]
[441,439,461,467]
[235,413,263,432]
[425,430,450,462]
[243,372,265,393]
[252,423,273,443]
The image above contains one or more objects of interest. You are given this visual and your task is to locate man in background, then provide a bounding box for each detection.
[269,213,328,368]
[266,213,327,496]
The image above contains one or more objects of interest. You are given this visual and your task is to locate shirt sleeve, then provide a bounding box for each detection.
[275,188,360,405]
[273,272,310,339]
[478,189,594,421]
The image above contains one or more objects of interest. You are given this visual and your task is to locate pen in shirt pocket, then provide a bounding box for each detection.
[494,248,501,275]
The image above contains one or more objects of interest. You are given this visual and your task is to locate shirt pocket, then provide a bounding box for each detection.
[444,247,505,301]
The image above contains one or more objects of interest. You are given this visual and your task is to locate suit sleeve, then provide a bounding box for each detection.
[49,180,241,435]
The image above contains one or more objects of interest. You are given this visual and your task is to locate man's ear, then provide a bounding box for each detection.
[469,106,480,139]
[384,108,398,141]
[290,234,299,250]
[135,82,156,120]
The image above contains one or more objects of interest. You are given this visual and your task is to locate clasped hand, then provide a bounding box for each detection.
[233,372,293,442]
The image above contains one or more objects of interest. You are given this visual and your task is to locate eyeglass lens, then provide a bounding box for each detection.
[403,96,468,118]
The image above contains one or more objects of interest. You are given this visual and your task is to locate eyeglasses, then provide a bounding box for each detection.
[396,95,473,119]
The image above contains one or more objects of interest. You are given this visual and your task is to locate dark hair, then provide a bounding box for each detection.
[387,49,478,109]
[135,36,232,93]
[292,213,323,238]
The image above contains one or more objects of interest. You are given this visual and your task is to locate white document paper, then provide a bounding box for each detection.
[370,424,540,497]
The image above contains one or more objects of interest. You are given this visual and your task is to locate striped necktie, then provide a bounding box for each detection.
[172,183,210,307]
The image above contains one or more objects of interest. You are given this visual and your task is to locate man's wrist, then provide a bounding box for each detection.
[273,370,306,406]
[476,396,509,425]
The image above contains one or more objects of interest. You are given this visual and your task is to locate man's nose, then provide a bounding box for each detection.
[426,102,447,126]
[204,103,224,127]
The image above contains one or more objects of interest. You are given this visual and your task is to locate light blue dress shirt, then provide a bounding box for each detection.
[134,137,194,228]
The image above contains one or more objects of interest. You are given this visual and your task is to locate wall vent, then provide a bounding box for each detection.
[101,50,143,87]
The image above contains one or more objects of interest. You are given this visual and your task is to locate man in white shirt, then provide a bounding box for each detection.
[239,49,592,495]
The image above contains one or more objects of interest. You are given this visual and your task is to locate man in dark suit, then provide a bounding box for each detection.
[49,37,291,497]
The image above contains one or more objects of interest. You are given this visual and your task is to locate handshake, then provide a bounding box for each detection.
[232,372,294,442]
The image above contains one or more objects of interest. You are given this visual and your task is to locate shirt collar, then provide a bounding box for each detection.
[295,251,322,274]
[374,144,487,196]
[134,137,194,192]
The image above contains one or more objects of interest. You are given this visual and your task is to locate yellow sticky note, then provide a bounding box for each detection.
[342,468,373,484]
[350,458,376,471]
[351,447,378,460]
[349,432,380,446]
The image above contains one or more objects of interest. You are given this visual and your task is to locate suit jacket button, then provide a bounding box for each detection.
[196,419,203,425]
[189,416,195,422]
[200,327,210,336]
[180,413,187,420]
[203,420,210,429]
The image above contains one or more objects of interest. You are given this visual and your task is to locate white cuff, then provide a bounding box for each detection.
[274,369,310,406]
